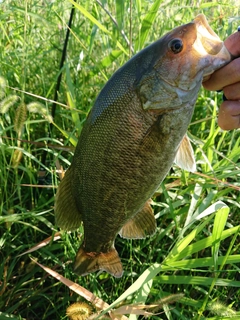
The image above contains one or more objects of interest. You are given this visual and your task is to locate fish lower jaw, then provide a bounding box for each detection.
[202,58,231,80]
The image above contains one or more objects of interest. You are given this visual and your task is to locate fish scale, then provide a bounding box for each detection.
[55,14,232,278]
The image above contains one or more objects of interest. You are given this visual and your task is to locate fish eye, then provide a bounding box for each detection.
[168,39,183,54]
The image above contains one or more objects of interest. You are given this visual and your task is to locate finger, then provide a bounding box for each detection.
[203,58,240,90]
[224,82,240,100]
[218,101,240,130]
[203,32,240,91]
[224,31,240,57]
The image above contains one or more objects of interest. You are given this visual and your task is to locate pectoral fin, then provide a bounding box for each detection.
[55,166,82,230]
[74,246,123,278]
[119,200,157,239]
[174,135,196,172]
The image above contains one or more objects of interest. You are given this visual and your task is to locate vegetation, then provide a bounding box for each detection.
[1,0,240,319]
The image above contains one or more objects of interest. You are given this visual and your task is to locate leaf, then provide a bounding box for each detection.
[100,50,123,68]
[0,312,19,320]
[172,226,239,263]
[119,294,184,318]
[165,215,213,262]
[211,206,229,269]
[115,304,154,317]
[68,0,128,56]
[136,0,163,50]
[180,200,228,238]
[160,255,240,271]
[68,0,111,35]
[115,0,125,32]
[7,146,52,171]
[32,259,110,309]
[96,264,163,318]
[155,275,240,287]
[52,122,78,147]
[129,278,153,320]
[31,259,128,320]
[65,64,82,133]
[17,232,64,257]
[180,183,202,237]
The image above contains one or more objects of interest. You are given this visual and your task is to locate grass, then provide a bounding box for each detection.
[1,0,240,319]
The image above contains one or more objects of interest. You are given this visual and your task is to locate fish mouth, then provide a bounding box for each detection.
[193,14,223,55]
[193,14,231,80]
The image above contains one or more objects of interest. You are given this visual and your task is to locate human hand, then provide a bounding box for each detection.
[203,31,240,130]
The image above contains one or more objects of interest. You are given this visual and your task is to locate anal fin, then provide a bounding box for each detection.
[74,246,123,278]
[55,166,82,230]
[119,200,157,239]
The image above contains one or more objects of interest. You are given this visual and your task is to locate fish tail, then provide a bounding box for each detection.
[55,166,82,230]
[74,246,123,278]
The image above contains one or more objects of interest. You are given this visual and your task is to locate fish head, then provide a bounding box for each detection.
[139,14,231,110]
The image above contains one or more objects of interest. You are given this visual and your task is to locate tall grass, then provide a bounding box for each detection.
[1,0,240,319]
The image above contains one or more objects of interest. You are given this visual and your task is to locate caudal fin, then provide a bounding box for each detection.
[73,246,123,278]
[55,166,82,230]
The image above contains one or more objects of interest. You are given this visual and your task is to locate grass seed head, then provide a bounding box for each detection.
[66,302,93,320]
[208,300,236,317]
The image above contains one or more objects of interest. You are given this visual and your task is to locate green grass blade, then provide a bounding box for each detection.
[0,312,20,320]
[96,264,163,318]
[180,183,202,236]
[68,0,129,55]
[68,0,110,35]
[115,0,125,32]
[212,206,229,269]
[128,278,153,320]
[52,122,78,147]
[136,0,163,50]
[161,255,240,271]
[165,215,213,262]
[180,200,228,240]
[173,225,239,262]
[65,64,82,133]
[155,275,240,287]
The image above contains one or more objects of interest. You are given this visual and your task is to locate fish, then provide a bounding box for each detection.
[55,14,231,278]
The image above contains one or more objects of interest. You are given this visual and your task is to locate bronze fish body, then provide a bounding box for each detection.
[55,14,231,277]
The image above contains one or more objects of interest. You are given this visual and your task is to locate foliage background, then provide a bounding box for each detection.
[0,0,240,319]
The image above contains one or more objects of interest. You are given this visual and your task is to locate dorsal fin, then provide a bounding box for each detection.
[175,135,196,172]
[55,166,82,230]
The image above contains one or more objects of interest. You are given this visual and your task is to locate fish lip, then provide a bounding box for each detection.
[193,14,219,40]
[193,14,232,77]
[193,14,224,55]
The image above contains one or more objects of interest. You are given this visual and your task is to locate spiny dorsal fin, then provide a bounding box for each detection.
[55,166,82,230]
[174,135,196,172]
[119,200,156,239]
[74,246,123,278]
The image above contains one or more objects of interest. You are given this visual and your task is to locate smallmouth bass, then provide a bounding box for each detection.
[55,14,231,277]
